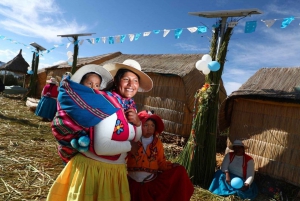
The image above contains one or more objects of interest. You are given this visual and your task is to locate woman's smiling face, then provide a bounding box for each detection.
[117,71,139,98]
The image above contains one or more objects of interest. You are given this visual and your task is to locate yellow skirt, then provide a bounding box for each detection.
[47,154,130,201]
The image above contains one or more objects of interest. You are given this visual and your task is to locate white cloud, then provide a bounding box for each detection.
[174,42,209,52]
[0,0,87,43]
[0,49,19,61]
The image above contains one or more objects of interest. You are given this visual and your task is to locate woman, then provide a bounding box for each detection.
[209,140,258,200]
[35,77,59,121]
[127,110,194,201]
[47,60,153,201]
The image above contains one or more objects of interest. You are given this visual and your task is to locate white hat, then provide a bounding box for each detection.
[71,64,113,90]
[228,140,249,150]
[46,77,58,84]
[103,59,153,92]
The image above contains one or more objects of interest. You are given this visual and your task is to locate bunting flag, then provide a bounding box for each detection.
[163,29,170,37]
[108,36,114,44]
[281,16,294,28]
[174,28,183,39]
[66,42,72,49]
[115,35,121,43]
[2,15,300,59]
[128,34,134,41]
[134,33,141,41]
[87,39,94,44]
[197,26,207,33]
[212,23,220,28]
[245,21,257,33]
[143,31,151,37]
[120,35,126,43]
[261,19,276,28]
[95,38,101,43]
[187,27,197,33]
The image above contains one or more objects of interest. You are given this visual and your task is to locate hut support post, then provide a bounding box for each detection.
[71,36,79,75]
[27,51,40,97]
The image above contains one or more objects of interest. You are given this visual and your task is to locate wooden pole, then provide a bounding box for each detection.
[71,36,79,75]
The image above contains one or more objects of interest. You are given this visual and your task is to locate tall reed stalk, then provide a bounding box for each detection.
[177,25,233,188]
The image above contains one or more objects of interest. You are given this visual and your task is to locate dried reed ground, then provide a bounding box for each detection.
[0,95,297,201]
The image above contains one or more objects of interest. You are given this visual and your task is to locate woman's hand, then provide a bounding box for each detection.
[125,109,141,126]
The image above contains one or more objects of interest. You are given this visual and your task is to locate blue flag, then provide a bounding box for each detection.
[175,28,183,39]
[120,35,126,43]
[281,16,294,28]
[244,21,257,33]
[197,26,207,33]
[109,36,114,44]
[134,33,141,41]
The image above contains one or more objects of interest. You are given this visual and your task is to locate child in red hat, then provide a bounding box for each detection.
[127,110,194,201]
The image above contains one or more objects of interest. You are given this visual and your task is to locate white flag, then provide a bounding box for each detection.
[102,37,106,44]
[163,29,170,37]
[79,40,84,45]
[187,27,197,33]
[66,42,71,49]
[115,35,121,43]
[128,34,135,41]
[261,19,276,28]
[143,31,151,37]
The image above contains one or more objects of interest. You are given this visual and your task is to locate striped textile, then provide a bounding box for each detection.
[52,102,90,163]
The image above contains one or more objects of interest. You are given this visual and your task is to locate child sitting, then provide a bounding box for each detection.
[127,110,194,201]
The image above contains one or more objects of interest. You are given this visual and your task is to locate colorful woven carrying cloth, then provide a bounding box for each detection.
[52,77,137,163]
[58,77,120,127]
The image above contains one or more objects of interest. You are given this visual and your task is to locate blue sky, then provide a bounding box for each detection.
[0,0,300,94]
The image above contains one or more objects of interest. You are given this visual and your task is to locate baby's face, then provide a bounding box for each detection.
[82,74,102,90]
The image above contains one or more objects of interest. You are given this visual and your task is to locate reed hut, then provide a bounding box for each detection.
[0,49,29,88]
[219,67,300,187]
[34,52,227,138]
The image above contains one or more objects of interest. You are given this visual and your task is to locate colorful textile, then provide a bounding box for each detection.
[209,170,258,200]
[53,76,139,163]
[127,135,173,172]
[35,96,57,120]
[42,84,59,97]
[51,102,90,163]
[128,166,194,201]
[58,77,120,128]
[46,154,130,201]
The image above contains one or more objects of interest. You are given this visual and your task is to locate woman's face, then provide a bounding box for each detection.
[117,71,139,98]
[142,119,156,138]
[233,146,244,156]
[82,74,102,90]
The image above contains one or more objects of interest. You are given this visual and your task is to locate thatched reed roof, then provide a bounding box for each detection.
[219,67,300,132]
[0,49,29,74]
